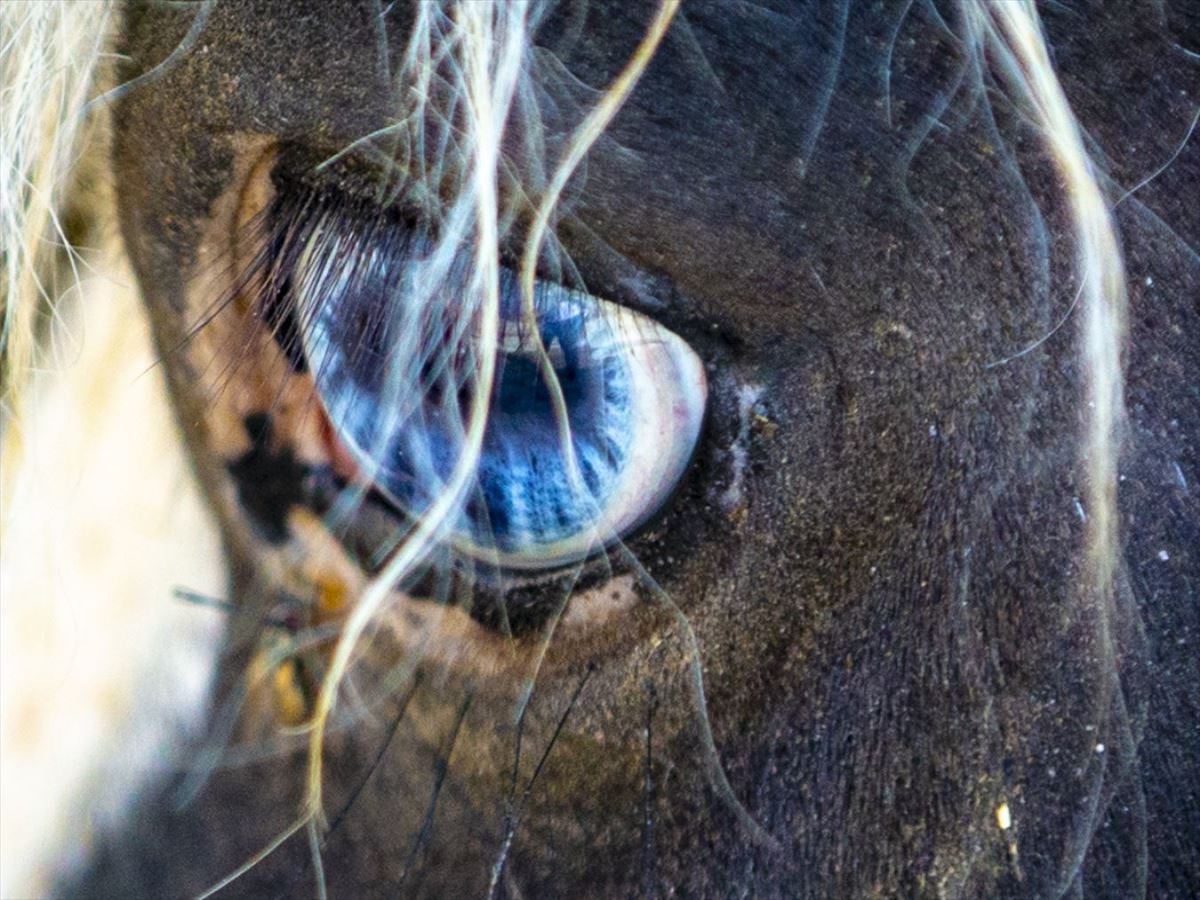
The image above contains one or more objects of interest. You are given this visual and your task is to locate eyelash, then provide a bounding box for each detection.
[238,183,603,375]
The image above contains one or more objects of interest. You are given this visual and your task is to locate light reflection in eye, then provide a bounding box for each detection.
[293,217,706,570]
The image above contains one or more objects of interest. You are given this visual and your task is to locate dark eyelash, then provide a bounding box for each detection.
[249,187,426,375]
[229,178,604,383]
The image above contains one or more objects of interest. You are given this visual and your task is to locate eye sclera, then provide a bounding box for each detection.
[292,222,707,572]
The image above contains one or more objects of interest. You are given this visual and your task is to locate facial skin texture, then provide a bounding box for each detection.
[70,1,1197,896]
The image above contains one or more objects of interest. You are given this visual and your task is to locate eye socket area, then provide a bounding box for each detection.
[286,200,707,572]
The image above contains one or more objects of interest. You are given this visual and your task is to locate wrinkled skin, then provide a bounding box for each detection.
[68,1,1197,897]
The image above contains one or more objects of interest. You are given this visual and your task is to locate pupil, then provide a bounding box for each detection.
[495,353,571,416]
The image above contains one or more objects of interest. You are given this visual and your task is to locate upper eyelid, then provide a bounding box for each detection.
[252,184,588,315]
[222,177,608,381]
[256,156,685,329]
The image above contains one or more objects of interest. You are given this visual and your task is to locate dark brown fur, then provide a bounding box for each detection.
[67,1,1198,896]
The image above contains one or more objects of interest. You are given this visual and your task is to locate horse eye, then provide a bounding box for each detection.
[286,197,707,571]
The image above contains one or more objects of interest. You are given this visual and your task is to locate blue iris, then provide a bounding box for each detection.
[304,267,634,557]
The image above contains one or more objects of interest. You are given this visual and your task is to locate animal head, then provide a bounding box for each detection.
[3,1,1197,896]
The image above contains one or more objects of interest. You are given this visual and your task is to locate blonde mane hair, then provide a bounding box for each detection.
[1,1,108,408]
[0,1,1128,896]
[1,3,227,895]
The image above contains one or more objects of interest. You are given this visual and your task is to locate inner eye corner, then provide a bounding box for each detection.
[230,144,286,258]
